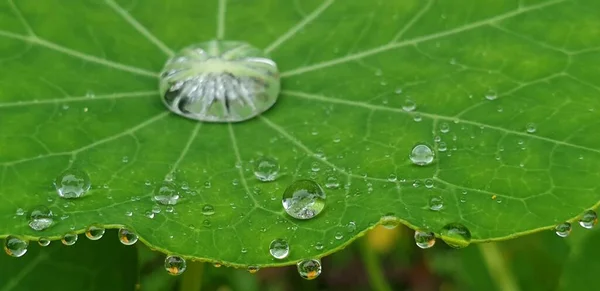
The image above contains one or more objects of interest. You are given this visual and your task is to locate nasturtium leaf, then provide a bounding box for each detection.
[1,0,599,267]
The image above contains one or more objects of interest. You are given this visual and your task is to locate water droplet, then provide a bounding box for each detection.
[85,225,105,240]
[440,223,471,248]
[159,40,280,122]
[38,238,50,247]
[4,236,28,257]
[118,228,138,245]
[15,208,24,216]
[213,263,222,268]
[414,230,436,249]
[413,114,422,122]
[61,232,78,246]
[410,144,435,166]
[380,214,399,229]
[334,231,344,240]
[54,168,91,199]
[164,255,187,276]
[485,90,497,100]
[387,173,397,182]
[346,221,356,233]
[125,210,133,217]
[122,156,129,163]
[526,123,537,133]
[202,204,215,216]
[297,259,322,280]
[579,210,597,229]
[394,88,402,94]
[145,210,155,219]
[152,205,161,214]
[314,242,324,250]
[28,205,54,231]
[282,180,326,220]
[429,196,443,211]
[402,99,417,112]
[424,179,434,189]
[555,222,571,237]
[310,162,321,172]
[438,142,447,152]
[153,181,180,205]
[247,266,260,274]
[440,122,450,133]
[325,176,340,189]
[269,239,290,259]
[254,157,280,182]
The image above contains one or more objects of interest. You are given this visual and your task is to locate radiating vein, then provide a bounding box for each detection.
[0,91,156,108]
[391,0,433,42]
[104,0,175,57]
[281,0,565,77]
[167,123,202,176]
[0,31,159,78]
[8,0,35,36]
[217,0,227,39]
[227,123,258,206]
[264,0,334,53]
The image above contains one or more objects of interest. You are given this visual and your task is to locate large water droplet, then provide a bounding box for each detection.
[414,230,436,249]
[410,144,435,166]
[54,168,91,199]
[61,232,78,246]
[159,40,280,123]
[555,222,571,237]
[118,228,138,245]
[440,223,471,248]
[429,196,443,211]
[202,204,215,216]
[269,238,290,259]
[282,180,326,220]
[579,210,597,229]
[164,255,187,276]
[85,225,105,240]
[38,237,51,247]
[297,259,322,280]
[254,157,280,182]
[4,236,28,257]
[28,205,54,231]
[153,181,180,205]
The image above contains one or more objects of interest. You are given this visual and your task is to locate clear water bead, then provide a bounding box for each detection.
[153,181,180,205]
[429,196,444,211]
[440,223,471,249]
[28,205,54,231]
[247,266,260,274]
[555,222,571,237]
[579,210,597,229]
[85,224,105,240]
[269,239,290,259]
[297,259,322,280]
[61,232,78,246]
[282,180,326,220]
[254,156,280,182]
[202,204,215,216]
[38,238,51,247]
[4,236,28,257]
[414,230,436,249]
[118,228,138,245]
[410,144,435,166]
[164,255,187,276]
[380,214,400,229]
[159,40,280,122]
[54,168,91,199]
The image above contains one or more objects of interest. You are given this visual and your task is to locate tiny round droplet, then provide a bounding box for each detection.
[526,123,536,133]
[440,122,450,133]
[164,255,187,276]
[28,205,54,231]
[334,231,344,240]
[118,228,138,245]
[61,232,78,246]
[410,144,435,166]
[424,179,434,188]
[414,230,436,249]
[202,204,215,216]
[440,223,471,249]
[153,181,180,205]
[269,239,290,260]
[579,210,597,229]
[38,238,51,247]
[380,214,400,229]
[247,266,260,274]
[297,259,322,280]
[254,157,280,182]
[282,180,326,220]
[429,196,443,211]
[402,99,417,112]
[54,168,91,199]
[159,40,280,123]
[325,176,340,189]
[555,222,571,237]
[485,90,497,100]
[85,224,105,240]
[4,236,28,257]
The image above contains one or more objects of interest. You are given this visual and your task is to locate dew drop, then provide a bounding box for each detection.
[346,221,356,233]
[4,236,28,257]
[380,214,400,229]
[526,123,537,133]
[414,230,436,249]
[555,222,571,237]
[297,259,322,280]
[118,228,138,245]
[269,238,290,259]
[424,179,434,189]
[325,176,340,189]
[440,223,471,248]
[334,231,344,240]
[159,40,280,122]
[164,255,187,276]
[314,242,324,250]
[410,144,435,166]
[28,205,54,231]
[247,266,260,274]
[413,114,422,122]
[54,168,91,199]
[38,238,50,247]
[153,181,180,205]
[402,99,417,112]
[440,122,450,133]
[429,196,443,211]
[61,232,78,246]
[438,142,447,152]
[202,204,215,216]
[15,208,24,216]
[282,180,326,220]
[85,224,105,240]
[213,263,222,268]
[387,173,397,182]
[579,210,597,229]
[254,157,280,182]
[485,90,498,100]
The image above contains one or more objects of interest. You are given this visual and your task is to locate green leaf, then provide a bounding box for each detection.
[1,0,599,267]
[0,230,137,290]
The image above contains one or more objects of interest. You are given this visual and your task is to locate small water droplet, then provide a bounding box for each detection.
[61,232,78,246]
[413,114,422,122]
[4,236,28,257]
[125,210,133,217]
[269,239,290,259]
[440,223,471,248]
[526,123,537,133]
[346,221,356,233]
[28,206,54,231]
[414,230,436,249]
[145,210,155,219]
[54,168,91,199]
[424,179,434,189]
[254,157,280,182]
[121,156,129,163]
[579,210,597,229]
[394,88,402,94]
[297,259,322,280]
[152,205,161,214]
[85,224,105,240]
[438,142,447,152]
[202,204,215,216]
[213,263,222,268]
[410,144,435,166]
[282,180,326,220]
[334,231,344,240]
[380,214,399,229]
[153,181,180,205]
[387,173,397,182]
[164,255,187,276]
[429,196,443,211]
[402,99,417,112]
[15,208,24,216]
[485,90,497,100]
[440,122,450,133]
[241,247,248,254]
[38,238,50,247]
[325,176,340,189]
[118,228,138,245]
[555,222,571,237]
[244,266,260,274]
[314,242,324,250]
